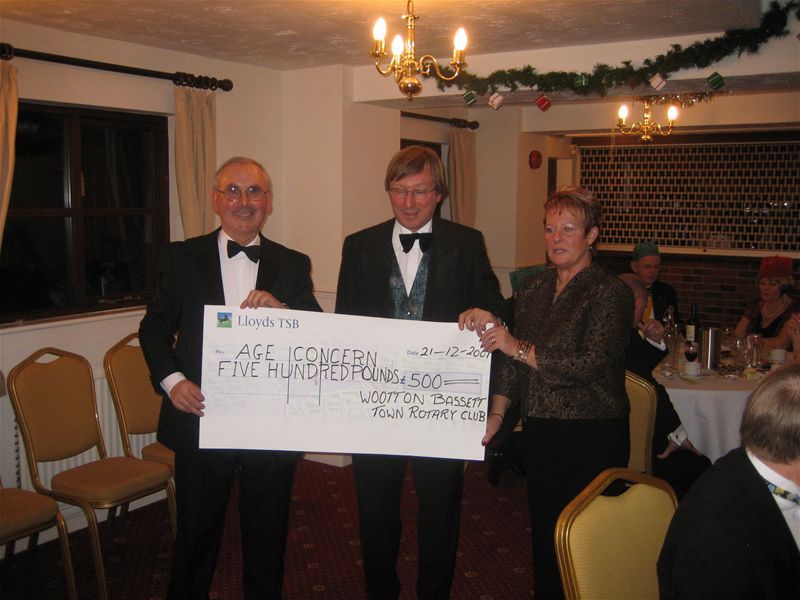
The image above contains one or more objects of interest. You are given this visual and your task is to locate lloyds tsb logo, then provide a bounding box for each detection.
[217,312,233,328]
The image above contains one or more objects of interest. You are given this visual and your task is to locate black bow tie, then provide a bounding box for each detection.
[227,240,260,262]
[399,232,433,253]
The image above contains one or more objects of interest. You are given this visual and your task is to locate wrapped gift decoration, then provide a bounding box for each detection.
[707,72,725,90]
[462,90,478,105]
[649,73,667,90]
[535,94,551,111]
[574,74,589,88]
[488,92,504,110]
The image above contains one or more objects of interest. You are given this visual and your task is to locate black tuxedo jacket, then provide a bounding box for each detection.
[139,229,321,455]
[658,447,800,599]
[651,279,680,323]
[335,218,506,323]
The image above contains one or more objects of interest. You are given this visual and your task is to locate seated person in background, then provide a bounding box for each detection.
[778,310,800,354]
[734,255,798,352]
[619,273,711,499]
[657,364,800,599]
[630,241,680,323]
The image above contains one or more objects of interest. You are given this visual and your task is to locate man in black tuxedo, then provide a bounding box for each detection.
[658,364,800,599]
[619,274,710,498]
[139,156,321,599]
[335,146,507,599]
[630,241,680,323]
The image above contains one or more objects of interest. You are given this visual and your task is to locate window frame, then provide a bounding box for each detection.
[1,101,169,324]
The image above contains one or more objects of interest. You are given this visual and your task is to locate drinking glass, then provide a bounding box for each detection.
[719,327,733,365]
[746,333,762,368]
[661,331,677,377]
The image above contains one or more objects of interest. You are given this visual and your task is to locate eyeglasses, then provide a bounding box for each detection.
[388,186,436,200]
[216,184,268,202]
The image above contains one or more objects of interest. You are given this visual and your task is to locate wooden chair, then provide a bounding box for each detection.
[104,333,175,535]
[7,347,176,600]
[555,467,677,600]
[0,477,77,600]
[625,370,657,474]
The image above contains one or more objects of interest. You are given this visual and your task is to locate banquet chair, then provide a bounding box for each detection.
[625,370,657,474]
[7,347,176,600]
[555,467,677,600]
[0,477,77,600]
[103,333,176,534]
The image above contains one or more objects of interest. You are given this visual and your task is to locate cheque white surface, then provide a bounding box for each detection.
[200,306,491,460]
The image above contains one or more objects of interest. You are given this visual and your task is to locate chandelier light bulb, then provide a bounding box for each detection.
[373,18,387,42]
[391,34,404,57]
[667,105,678,122]
[618,105,629,124]
[454,28,467,51]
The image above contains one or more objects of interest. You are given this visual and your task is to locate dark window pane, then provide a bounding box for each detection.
[0,218,70,318]
[82,124,153,209]
[2,103,167,323]
[84,215,151,300]
[11,111,67,210]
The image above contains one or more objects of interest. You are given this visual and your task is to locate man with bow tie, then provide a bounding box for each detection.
[335,145,506,599]
[140,156,321,599]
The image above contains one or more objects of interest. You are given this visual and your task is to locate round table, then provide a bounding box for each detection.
[653,371,759,463]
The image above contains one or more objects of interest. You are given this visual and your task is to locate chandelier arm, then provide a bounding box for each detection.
[419,55,461,81]
[374,57,396,77]
[616,122,642,136]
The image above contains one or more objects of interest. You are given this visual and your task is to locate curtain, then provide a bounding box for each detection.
[448,128,477,227]
[0,61,18,254]
[174,87,216,238]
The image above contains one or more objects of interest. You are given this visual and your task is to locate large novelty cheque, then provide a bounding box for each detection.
[200,306,491,460]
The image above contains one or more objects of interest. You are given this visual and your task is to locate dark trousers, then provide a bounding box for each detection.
[523,417,629,600]
[352,453,464,600]
[168,448,298,600]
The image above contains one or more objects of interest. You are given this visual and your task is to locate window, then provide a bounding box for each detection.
[0,103,168,324]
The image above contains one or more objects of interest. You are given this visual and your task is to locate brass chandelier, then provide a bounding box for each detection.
[371,0,467,100]
[615,98,678,142]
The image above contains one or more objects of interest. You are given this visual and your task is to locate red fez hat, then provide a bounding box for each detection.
[758,256,793,279]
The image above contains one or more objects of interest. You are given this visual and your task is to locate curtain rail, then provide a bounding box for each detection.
[401,111,479,129]
[0,43,233,91]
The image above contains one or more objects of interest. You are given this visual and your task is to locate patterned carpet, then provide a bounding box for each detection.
[1,457,533,599]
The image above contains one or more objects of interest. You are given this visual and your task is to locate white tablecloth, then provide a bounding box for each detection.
[654,372,759,463]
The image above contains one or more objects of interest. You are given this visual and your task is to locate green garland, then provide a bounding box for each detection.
[436,0,799,97]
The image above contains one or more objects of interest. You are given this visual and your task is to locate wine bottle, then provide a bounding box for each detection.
[685,303,699,343]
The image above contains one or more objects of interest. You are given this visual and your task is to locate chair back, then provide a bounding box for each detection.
[555,467,677,600]
[8,348,105,474]
[104,333,162,447]
[625,370,657,474]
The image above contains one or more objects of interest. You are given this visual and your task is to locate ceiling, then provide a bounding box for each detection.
[1,0,796,109]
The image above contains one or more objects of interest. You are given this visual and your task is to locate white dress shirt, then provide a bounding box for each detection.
[747,448,800,550]
[393,219,433,296]
[160,231,260,396]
